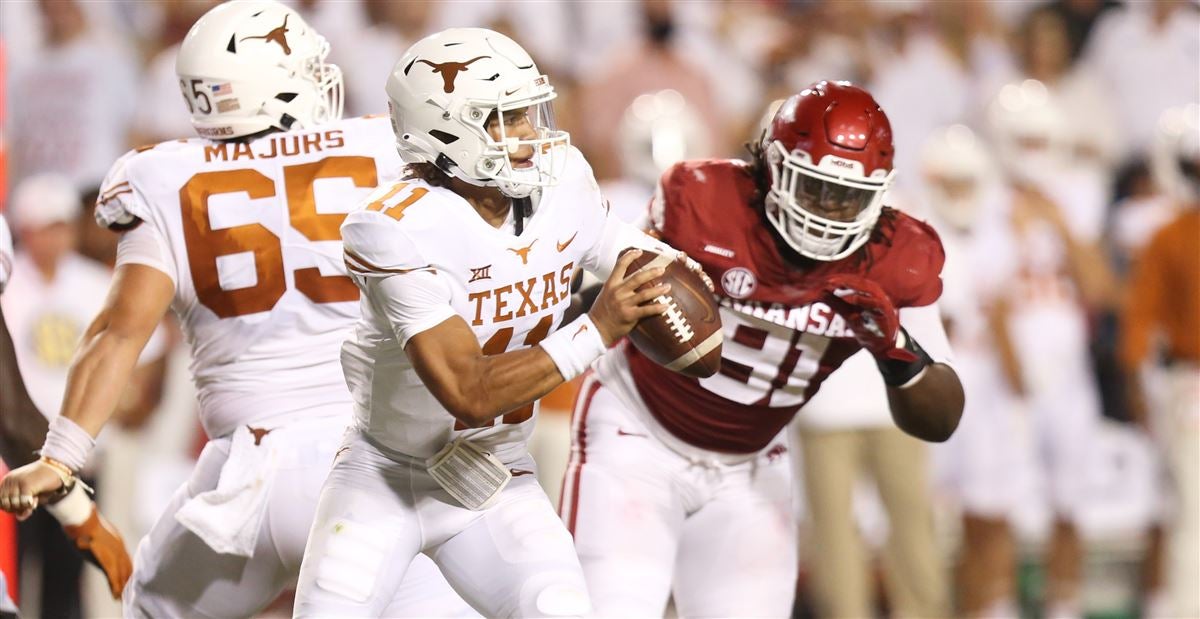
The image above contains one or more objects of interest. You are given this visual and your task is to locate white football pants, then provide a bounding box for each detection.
[124,412,473,618]
[293,426,591,618]
[560,374,797,618]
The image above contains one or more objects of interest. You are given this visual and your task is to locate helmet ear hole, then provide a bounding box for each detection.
[429,130,460,145]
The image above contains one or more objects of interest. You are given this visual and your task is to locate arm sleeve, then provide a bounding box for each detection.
[115,221,177,284]
[581,210,676,280]
[899,303,953,365]
[114,224,176,366]
[361,270,457,348]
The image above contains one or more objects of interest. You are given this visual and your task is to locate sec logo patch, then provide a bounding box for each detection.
[721,267,756,299]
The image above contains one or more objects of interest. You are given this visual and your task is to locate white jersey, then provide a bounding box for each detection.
[96,116,402,437]
[340,146,630,460]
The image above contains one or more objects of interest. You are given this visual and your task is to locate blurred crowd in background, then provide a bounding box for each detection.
[0,0,1197,617]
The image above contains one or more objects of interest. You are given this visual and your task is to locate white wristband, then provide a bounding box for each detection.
[40,416,95,473]
[540,315,607,381]
[46,483,93,527]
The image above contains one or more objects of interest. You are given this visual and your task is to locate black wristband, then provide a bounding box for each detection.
[876,327,934,387]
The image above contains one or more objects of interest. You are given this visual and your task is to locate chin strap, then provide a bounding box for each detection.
[513,196,531,235]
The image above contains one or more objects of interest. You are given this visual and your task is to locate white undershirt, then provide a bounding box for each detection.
[114,221,177,284]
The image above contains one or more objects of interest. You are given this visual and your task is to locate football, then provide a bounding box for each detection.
[623,248,723,379]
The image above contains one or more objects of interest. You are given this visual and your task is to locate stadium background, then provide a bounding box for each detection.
[0,0,1196,617]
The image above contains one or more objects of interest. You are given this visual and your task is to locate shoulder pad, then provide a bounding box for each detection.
[341,208,431,278]
[874,209,946,307]
[94,147,152,230]
[652,159,754,239]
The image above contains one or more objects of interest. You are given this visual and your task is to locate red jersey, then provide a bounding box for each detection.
[626,159,945,454]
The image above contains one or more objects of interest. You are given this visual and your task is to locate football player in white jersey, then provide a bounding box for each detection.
[292,28,693,618]
[0,2,470,617]
[987,81,1115,619]
[919,126,1029,617]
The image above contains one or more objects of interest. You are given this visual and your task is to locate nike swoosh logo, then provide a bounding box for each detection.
[509,469,535,477]
[505,88,520,96]
[573,324,588,339]
[616,428,647,438]
[557,231,578,252]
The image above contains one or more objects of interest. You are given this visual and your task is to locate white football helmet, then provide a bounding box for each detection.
[385,28,569,199]
[1151,103,1200,204]
[919,125,995,232]
[986,79,1069,184]
[175,0,343,139]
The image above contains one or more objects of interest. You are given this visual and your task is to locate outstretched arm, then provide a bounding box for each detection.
[0,264,172,517]
[824,278,964,442]
[885,356,965,443]
[880,304,964,442]
[54,264,173,436]
[0,274,148,600]
[0,305,50,466]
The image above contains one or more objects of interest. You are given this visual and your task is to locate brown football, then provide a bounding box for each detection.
[623,248,722,378]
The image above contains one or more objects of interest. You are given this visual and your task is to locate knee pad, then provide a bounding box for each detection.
[313,519,393,603]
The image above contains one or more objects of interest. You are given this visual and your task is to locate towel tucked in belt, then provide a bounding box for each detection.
[175,425,277,557]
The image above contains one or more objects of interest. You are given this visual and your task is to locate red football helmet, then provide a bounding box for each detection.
[762,81,896,261]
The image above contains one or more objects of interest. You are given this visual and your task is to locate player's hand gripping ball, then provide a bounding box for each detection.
[622,249,723,378]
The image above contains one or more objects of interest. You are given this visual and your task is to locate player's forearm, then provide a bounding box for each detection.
[113,356,168,429]
[588,216,673,281]
[57,316,150,437]
[886,363,964,442]
[448,347,567,428]
[56,264,172,439]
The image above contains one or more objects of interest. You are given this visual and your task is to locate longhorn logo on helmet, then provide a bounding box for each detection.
[416,56,491,93]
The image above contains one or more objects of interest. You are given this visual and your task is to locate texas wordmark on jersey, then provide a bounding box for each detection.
[340,146,618,460]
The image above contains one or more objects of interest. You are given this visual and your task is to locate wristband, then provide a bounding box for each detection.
[37,456,79,502]
[540,315,607,381]
[877,327,934,388]
[46,482,93,526]
[40,416,95,473]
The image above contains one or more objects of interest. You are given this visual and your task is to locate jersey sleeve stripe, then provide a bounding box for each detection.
[99,182,131,201]
[345,260,436,277]
[344,248,435,276]
[98,189,133,205]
